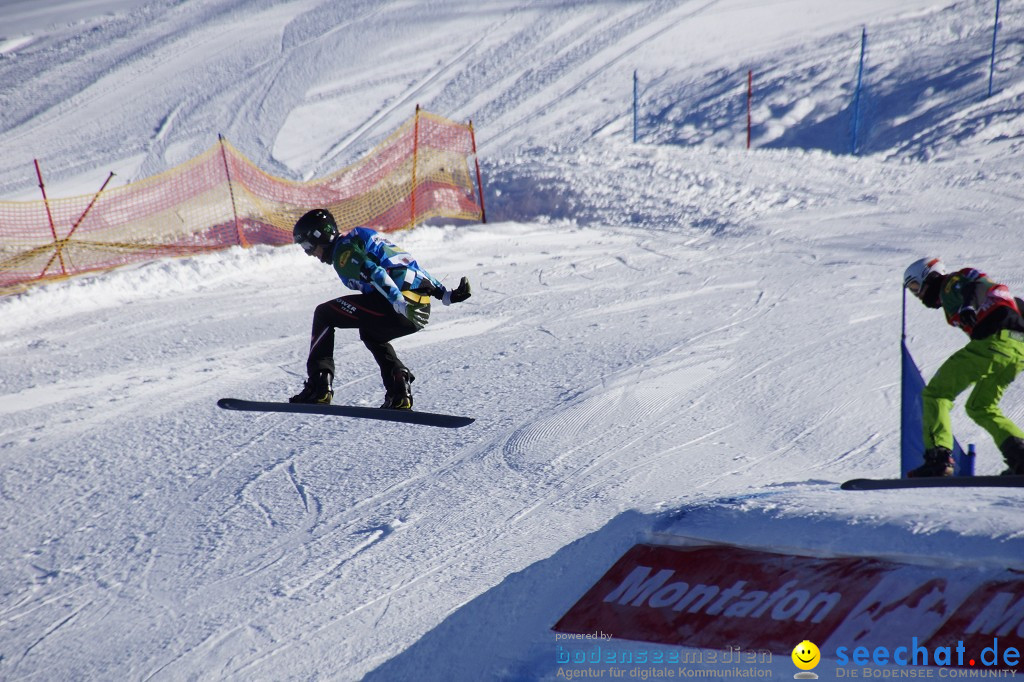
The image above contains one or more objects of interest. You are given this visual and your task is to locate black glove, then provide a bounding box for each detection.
[445,276,471,305]
[958,306,977,329]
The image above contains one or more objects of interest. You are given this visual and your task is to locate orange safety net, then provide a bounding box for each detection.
[0,109,484,294]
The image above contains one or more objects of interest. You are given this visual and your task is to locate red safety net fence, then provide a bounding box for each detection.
[0,108,485,294]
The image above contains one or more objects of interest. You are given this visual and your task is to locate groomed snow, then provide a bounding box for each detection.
[1,1,1022,680]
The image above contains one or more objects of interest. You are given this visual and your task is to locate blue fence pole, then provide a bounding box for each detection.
[962,444,977,476]
[988,0,1002,98]
[851,27,867,155]
[633,70,639,143]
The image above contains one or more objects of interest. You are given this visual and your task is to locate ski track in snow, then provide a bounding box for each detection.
[2,0,1024,680]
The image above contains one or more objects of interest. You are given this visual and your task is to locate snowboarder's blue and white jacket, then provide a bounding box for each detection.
[329,227,444,328]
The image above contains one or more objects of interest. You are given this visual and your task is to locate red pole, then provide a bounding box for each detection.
[66,172,114,241]
[34,159,66,277]
[469,120,487,224]
[38,171,115,280]
[746,70,753,150]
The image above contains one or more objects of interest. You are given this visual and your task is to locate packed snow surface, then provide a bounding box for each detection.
[1,0,1023,680]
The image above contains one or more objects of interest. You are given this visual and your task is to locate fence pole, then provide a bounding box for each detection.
[469,120,487,224]
[218,135,247,247]
[988,0,1002,98]
[746,70,753,149]
[67,172,114,241]
[851,27,867,155]
[633,70,639,143]
[37,171,114,279]
[409,105,421,230]
[33,159,66,278]
[61,171,114,273]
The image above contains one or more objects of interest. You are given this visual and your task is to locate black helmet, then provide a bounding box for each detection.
[293,209,339,253]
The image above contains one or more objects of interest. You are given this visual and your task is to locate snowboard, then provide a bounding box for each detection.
[217,398,474,428]
[841,475,1024,491]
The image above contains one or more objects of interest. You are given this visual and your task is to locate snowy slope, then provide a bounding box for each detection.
[1,1,1024,680]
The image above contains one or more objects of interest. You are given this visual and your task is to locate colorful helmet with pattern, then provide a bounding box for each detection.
[903,257,945,298]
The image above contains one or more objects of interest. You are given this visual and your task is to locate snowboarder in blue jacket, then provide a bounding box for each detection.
[290,208,471,408]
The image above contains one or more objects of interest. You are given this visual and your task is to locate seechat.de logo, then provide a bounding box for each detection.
[792,640,821,679]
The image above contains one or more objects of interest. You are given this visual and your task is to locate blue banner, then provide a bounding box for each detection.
[900,340,966,477]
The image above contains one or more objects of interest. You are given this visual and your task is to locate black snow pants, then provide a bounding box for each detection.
[305,293,419,389]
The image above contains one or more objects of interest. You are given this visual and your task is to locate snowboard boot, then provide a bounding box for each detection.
[998,437,1024,476]
[381,368,414,409]
[908,446,954,478]
[289,370,333,404]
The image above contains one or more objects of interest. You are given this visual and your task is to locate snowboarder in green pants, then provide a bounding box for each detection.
[904,257,1024,477]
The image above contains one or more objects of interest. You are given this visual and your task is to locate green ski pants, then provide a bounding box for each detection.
[922,330,1024,451]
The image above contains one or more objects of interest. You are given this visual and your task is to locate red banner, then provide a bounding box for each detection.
[927,579,1024,657]
[554,542,1024,669]
[555,544,886,651]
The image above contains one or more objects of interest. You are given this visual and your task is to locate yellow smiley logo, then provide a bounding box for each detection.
[791,640,820,671]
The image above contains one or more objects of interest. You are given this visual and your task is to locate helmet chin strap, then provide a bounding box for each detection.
[317,243,333,263]
[920,276,943,308]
